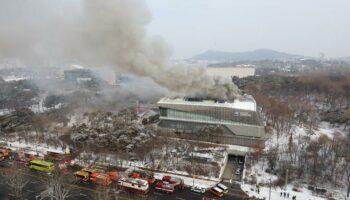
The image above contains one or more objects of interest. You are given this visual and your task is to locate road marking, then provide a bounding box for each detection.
[175,197,186,200]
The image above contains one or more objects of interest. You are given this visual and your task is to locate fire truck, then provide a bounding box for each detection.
[209,186,224,197]
[155,175,185,193]
[117,177,149,194]
[74,168,118,186]
[126,168,156,184]
[155,181,175,193]
[0,148,10,161]
[0,148,10,157]
[162,176,185,190]
[16,149,35,164]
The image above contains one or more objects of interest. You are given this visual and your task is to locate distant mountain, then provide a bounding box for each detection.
[191,49,303,62]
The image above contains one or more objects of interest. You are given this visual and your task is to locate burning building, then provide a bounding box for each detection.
[64,68,100,83]
[157,95,266,147]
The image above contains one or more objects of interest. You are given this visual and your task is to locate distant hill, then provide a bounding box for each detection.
[191,49,303,62]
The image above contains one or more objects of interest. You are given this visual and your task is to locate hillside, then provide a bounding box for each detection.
[191,49,303,62]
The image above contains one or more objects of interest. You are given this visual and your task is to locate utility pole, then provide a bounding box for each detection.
[269,178,271,200]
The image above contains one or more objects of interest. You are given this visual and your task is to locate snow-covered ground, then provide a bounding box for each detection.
[314,121,346,138]
[242,184,326,200]
[154,172,217,189]
[0,139,69,155]
[266,121,347,150]
[2,75,29,82]
[244,121,349,200]
[0,109,13,116]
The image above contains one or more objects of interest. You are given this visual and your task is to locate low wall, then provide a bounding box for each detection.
[173,133,265,148]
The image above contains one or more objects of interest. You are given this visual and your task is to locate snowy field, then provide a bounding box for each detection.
[242,184,326,200]
[2,75,29,82]
[244,121,349,200]
[0,138,69,155]
[154,172,218,189]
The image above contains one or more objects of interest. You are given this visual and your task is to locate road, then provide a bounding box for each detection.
[0,158,247,200]
[221,155,245,182]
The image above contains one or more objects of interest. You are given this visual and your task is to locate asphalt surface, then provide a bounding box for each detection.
[222,155,245,182]
[0,156,247,200]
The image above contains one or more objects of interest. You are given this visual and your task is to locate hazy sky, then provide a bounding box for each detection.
[145,0,350,59]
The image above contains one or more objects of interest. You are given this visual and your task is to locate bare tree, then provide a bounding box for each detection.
[36,174,71,200]
[343,108,350,130]
[1,168,29,200]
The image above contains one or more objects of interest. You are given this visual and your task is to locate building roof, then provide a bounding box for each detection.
[157,95,256,112]
[206,67,255,78]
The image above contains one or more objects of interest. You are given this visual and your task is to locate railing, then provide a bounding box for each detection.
[159,131,265,147]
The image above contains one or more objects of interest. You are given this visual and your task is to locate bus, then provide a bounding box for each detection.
[29,159,55,173]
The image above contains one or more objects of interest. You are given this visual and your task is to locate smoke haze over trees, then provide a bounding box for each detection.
[0,0,240,100]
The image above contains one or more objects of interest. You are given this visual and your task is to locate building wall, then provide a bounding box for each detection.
[159,104,263,126]
[158,122,265,147]
[206,67,255,78]
[157,98,266,146]
[159,118,265,138]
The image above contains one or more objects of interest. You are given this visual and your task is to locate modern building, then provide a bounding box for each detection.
[64,69,99,83]
[157,95,266,147]
[206,67,255,78]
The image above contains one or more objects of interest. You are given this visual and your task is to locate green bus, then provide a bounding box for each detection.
[29,159,55,173]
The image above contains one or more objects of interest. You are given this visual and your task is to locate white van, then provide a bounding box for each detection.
[216,183,228,193]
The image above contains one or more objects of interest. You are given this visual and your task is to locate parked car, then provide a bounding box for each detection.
[216,183,228,193]
[191,186,206,193]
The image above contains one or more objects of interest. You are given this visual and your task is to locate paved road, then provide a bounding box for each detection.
[222,155,245,182]
[0,158,247,200]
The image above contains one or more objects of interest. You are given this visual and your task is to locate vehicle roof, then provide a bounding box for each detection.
[75,171,89,176]
[82,168,97,172]
[213,187,223,193]
[30,159,54,165]
[217,183,228,189]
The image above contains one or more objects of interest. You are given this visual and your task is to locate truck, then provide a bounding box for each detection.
[162,176,185,190]
[209,186,224,197]
[155,181,175,193]
[117,177,149,194]
[127,168,155,184]
[155,175,185,194]
[74,168,118,186]
[89,173,112,186]
[0,148,11,158]
[16,150,41,164]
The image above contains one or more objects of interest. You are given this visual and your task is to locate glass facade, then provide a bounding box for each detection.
[159,107,259,126]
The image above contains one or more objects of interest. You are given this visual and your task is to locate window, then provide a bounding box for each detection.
[30,162,48,168]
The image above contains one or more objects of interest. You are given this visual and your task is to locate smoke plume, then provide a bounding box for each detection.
[0,0,240,100]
